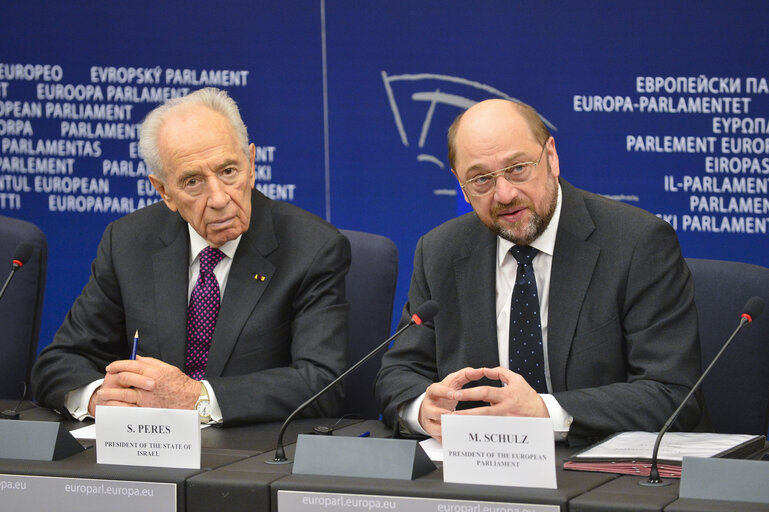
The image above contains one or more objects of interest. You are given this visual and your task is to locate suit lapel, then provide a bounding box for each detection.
[455,219,499,369]
[205,191,277,377]
[547,180,599,391]
[152,215,190,368]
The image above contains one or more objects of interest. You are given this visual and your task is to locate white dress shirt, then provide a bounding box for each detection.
[64,226,241,424]
[401,184,573,439]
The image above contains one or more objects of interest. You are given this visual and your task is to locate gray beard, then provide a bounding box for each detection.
[491,178,558,245]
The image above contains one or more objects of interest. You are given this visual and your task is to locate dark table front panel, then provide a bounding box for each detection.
[664,498,769,511]
[271,464,615,512]
[569,475,680,512]
[187,418,372,512]
[0,445,248,511]
[265,427,616,512]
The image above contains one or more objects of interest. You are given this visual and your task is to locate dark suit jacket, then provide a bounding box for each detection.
[32,190,350,425]
[375,179,703,444]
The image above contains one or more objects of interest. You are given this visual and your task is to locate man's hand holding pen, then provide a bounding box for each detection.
[88,355,201,416]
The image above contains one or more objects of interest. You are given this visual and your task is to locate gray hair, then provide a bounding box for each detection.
[138,87,250,180]
[447,99,551,171]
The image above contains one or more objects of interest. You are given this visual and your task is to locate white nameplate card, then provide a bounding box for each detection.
[441,415,557,488]
[96,405,201,469]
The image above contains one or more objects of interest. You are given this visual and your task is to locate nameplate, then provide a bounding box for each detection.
[441,415,557,488]
[277,490,559,512]
[95,406,200,469]
[0,474,176,511]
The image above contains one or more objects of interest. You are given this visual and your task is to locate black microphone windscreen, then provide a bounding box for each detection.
[743,296,765,322]
[12,243,33,266]
[414,300,439,324]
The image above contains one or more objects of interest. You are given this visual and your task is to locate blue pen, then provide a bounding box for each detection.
[358,431,370,438]
[130,330,138,360]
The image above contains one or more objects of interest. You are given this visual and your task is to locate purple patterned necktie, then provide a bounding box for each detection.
[509,245,547,393]
[185,246,225,380]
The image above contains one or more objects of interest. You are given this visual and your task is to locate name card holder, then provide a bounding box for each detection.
[0,419,85,461]
[292,435,436,480]
[679,456,769,504]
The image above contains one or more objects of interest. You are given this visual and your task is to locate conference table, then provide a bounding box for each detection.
[0,401,766,511]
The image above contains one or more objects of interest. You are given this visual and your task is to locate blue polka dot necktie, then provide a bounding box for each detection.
[509,245,547,393]
[185,246,225,380]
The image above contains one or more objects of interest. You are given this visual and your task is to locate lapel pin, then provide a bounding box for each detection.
[253,273,267,281]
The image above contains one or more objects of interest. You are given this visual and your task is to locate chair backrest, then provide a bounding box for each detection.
[0,216,48,399]
[685,258,769,435]
[339,229,398,419]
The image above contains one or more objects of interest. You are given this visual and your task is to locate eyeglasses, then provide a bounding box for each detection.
[460,141,548,197]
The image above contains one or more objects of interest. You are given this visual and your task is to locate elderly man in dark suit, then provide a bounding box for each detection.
[375,99,704,445]
[32,88,350,426]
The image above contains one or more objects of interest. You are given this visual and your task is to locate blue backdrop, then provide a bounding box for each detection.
[2,1,767,352]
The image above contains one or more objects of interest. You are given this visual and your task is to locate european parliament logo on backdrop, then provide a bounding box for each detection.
[380,71,557,201]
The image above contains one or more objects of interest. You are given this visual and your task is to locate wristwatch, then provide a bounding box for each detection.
[195,384,211,424]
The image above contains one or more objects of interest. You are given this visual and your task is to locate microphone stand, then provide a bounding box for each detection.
[0,243,33,303]
[267,317,422,464]
[0,243,34,418]
[0,383,27,420]
[0,265,22,302]
[640,314,754,486]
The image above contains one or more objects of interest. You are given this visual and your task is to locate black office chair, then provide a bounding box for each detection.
[339,229,398,419]
[0,215,48,400]
[685,258,769,435]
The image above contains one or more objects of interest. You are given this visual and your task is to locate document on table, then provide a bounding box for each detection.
[563,431,765,478]
[420,437,443,461]
[569,431,763,462]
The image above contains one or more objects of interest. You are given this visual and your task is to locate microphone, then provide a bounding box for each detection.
[267,300,440,464]
[0,243,35,418]
[0,243,34,304]
[641,296,765,486]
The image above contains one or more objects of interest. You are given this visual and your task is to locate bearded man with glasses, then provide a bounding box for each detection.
[376,99,704,445]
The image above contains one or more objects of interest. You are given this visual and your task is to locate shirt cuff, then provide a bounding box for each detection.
[201,380,223,424]
[398,392,429,436]
[64,379,104,420]
[540,393,573,441]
